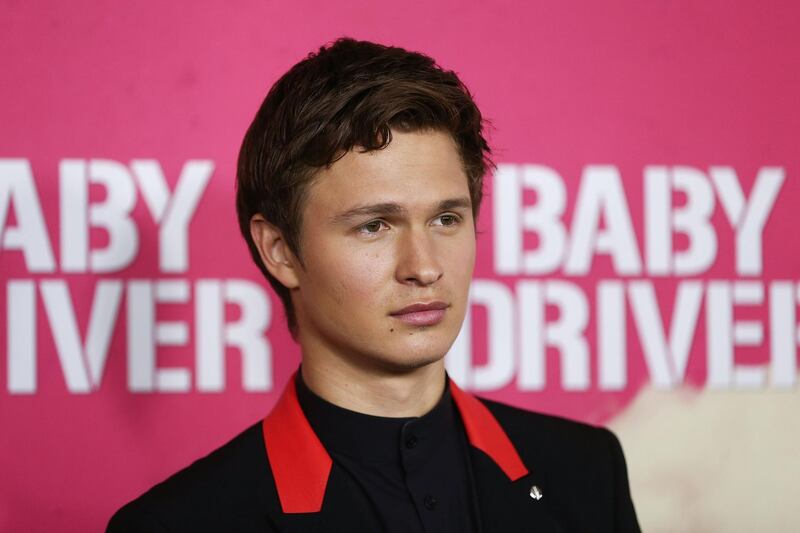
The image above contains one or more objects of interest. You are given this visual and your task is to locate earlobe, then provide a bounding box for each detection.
[250,215,300,289]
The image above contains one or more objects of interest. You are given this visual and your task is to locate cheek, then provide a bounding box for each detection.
[306,244,393,308]
[446,236,476,277]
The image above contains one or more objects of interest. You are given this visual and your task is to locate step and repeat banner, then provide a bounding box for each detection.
[1,1,798,531]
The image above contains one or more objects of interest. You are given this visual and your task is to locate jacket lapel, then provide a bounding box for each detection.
[265,465,383,533]
[262,374,331,514]
[261,372,564,532]
[468,448,566,533]
[261,375,382,531]
[450,381,566,532]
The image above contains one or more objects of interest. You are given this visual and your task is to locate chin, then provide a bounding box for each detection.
[401,351,446,369]
[370,355,444,375]
[368,338,453,374]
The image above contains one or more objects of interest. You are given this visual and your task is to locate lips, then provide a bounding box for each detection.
[390,301,449,327]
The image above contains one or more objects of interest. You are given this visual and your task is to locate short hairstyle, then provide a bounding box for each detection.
[236,37,492,335]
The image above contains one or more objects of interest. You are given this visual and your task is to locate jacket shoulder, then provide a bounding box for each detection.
[107,421,279,532]
[477,396,623,474]
[477,397,640,532]
[479,396,611,451]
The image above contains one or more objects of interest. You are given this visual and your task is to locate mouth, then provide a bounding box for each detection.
[390,301,449,327]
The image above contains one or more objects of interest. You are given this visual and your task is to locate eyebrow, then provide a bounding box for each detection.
[329,196,472,225]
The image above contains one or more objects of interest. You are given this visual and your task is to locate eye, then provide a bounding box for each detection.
[357,220,388,235]
[433,213,462,227]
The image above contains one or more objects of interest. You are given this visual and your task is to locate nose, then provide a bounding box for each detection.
[395,228,444,286]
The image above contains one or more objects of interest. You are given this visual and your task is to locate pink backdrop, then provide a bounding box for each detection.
[2,1,799,531]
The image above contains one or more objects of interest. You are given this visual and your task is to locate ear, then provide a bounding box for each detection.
[249,214,301,289]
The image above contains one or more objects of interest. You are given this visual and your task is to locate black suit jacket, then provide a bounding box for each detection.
[108,376,640,532]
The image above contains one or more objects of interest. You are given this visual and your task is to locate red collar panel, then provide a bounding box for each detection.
[262,376,332,514]
[448,380,529,481]
[262,372,529,514]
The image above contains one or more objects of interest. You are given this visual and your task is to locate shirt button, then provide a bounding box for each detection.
[405,435,418,449]
[423,495,438,510]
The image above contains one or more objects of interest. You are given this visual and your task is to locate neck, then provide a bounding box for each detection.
[299,356,447,418]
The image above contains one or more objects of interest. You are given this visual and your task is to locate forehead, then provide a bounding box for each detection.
[304,129,470,216]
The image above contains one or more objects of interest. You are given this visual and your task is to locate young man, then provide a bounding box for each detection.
[109,38,640,532]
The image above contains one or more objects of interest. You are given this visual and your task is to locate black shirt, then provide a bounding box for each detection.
[295,373,478,533]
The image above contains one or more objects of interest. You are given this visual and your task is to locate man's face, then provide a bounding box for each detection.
[291,129,476,373]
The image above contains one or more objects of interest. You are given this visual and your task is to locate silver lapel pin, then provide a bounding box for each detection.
[529,484,543,501]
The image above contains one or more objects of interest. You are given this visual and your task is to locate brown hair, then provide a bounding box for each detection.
[236,37,492,335]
